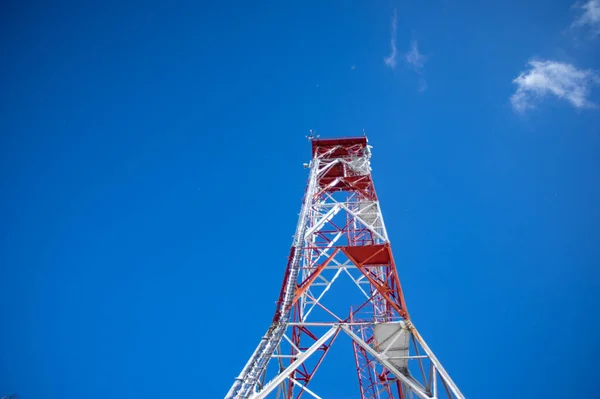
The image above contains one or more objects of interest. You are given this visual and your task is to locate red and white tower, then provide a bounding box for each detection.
[225,136,467,399]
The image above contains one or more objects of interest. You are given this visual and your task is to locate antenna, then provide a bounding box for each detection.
[306,129,320,140]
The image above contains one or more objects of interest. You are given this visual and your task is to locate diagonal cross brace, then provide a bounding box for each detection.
[340,325,433,399]
[249,325,339,399]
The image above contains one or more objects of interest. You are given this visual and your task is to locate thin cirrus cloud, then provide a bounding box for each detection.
[404,40,426,73]
[572,0,600,35]
[510,60,600,112]
[405,40,428,92]
[405,40,426,71]
[383,9,427,91]
[384,9,398,69]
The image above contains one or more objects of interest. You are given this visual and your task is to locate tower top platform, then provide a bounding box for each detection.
[311,136,368,157]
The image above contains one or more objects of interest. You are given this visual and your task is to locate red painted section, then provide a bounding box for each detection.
[321,162,345,178]
[311,136,367,157]
[343,244,391,265]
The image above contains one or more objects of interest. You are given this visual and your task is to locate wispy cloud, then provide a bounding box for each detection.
[572,0,600,35]
[510,60,600,112]
[384,9,398,69]
[405,40,428,92]
[405,40,426,71]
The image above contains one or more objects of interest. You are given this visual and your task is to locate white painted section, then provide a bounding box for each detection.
[373,322,411,371]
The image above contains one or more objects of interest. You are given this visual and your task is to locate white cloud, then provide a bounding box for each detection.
[511,60,600,112]
[405,40,427,92]
[405,40,426,71]
[384,9,398,69]
[572,0,600,35]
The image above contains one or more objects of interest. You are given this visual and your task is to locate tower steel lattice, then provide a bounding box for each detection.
[225,136,467,399]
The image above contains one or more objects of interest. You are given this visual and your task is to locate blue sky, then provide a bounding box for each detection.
[1,1,600,398]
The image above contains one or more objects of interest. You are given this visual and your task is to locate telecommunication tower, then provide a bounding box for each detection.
[225,136,467,399]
